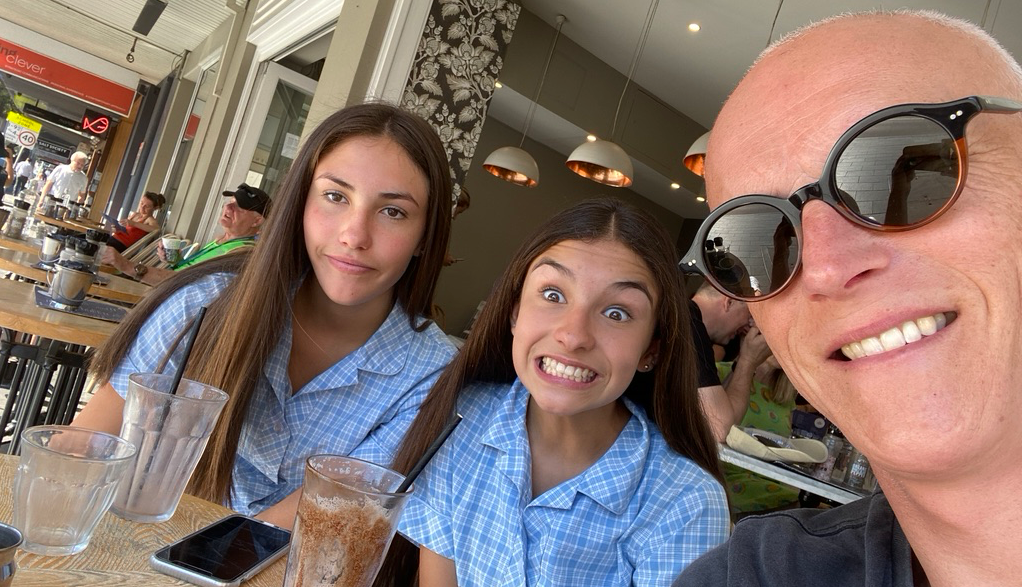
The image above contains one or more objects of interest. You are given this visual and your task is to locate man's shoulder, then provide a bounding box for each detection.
[676,493,909,586]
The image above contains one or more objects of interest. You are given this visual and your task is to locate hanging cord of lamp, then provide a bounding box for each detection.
[482,15,567,187]
[566,0,659,187]
[686,0,784,177]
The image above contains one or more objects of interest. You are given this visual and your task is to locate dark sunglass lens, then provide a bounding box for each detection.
[834,116,958,227]
[705,203,797,298]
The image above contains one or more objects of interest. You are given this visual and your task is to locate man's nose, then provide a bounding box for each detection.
[797,201,891,299]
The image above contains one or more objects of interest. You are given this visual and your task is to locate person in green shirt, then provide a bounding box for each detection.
[101,184,269,285]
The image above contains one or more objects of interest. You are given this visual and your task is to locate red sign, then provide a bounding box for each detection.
[183,114,201,141]
[81,109,111,135]
[0,39,135,116]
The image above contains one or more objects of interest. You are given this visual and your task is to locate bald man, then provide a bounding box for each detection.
[675,11,1022,587]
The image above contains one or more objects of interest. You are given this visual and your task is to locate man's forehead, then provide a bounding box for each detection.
[705,14,987,206]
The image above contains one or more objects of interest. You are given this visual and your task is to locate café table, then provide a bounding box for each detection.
[0,278,120,453]
[0,454,287,586]
[0,248,150,305]
[0,234,41,256]
[719,445,867,505]
[33,213,103,234]
[0,278,117,348]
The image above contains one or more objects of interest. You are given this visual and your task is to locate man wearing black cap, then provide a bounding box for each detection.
[101,184,270,285]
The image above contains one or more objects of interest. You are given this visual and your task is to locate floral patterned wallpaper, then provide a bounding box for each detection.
[402,0,521,205]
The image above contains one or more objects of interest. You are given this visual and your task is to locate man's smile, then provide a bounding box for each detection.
[838,311,957,360]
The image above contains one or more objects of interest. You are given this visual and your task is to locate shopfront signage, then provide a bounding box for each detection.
[0,38,135,116]
[81,109,111,136]
[36,137,72,161]
[23,104,82,132]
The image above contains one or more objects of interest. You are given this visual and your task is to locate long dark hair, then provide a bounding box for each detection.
[89,102,453,505]
[376,198,722,586]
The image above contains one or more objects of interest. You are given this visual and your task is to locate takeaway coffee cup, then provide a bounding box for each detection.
[162,236,187,264]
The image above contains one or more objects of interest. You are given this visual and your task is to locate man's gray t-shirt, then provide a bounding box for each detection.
[674,492,916,586]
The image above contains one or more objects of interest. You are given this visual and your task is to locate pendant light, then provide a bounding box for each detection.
[566,0,660,187]
[685,0,785,178]
[482,15,566,187]
[683,131,709,176]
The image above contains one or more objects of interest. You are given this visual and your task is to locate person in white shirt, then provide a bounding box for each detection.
[12,157,33,195]
[42,151,89,203]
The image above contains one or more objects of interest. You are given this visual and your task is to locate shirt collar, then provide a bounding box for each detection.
[351,302,413,375]
[479,379,651,514]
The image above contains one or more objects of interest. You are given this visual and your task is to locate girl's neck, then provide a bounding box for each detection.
[287,275,395,393]
[294,274,394,350]
[526,398,631,497]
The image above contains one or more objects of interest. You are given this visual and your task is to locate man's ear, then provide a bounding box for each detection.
[722,296,733,313]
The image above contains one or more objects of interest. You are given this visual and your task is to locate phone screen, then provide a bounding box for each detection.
[153,515,291,583]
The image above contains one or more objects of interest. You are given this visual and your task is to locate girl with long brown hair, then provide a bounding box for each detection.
[74,102,455,528]
[384,198,728,586]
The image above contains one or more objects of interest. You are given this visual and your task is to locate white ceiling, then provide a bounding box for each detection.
[3,0,1018,218]
[521,0,1018,130]
[491,0,1020,218]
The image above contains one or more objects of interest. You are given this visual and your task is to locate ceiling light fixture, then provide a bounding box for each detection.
[586,134,597,142]
[126,37,138,63]
[688,23,700,32]
[566,0,660,187]
[696,195,706,202]
[495,81,503,88]
[683,131,709,176]
[685,0,784,178]
[482,15,566,187]
[670,182,680,189]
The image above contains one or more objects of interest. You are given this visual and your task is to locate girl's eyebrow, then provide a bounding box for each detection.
[531,257,654,303]
[315,172,421,207]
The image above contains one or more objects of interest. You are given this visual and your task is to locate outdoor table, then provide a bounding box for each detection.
[33,213,104,234]
[719,445,867,504]
[0,234,41,256]
[0,248,150,305]
[0,278,120,453]
[0,454,287,585]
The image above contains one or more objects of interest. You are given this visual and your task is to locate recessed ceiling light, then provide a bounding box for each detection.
[495,81,503,88]
[670,182,680,189]
[586,134,598,142]
[696,195,706,202]
[688,23,700,32]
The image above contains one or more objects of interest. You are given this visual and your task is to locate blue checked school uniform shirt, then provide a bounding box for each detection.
[399,379,730,587]
[109,272,456,514]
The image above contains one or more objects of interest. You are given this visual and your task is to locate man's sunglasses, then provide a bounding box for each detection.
[681,95,1022,301]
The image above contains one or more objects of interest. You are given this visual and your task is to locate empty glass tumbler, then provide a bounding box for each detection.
[13,425,137,556]
[110,373,228,523]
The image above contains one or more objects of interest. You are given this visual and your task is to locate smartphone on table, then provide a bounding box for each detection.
[150,514,291,587]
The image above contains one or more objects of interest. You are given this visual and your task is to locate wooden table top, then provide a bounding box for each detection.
[0,278,117,347]
[0,455,286,586]
[0,234,41,255]
[32,213,103,234]
[0,249,150,305]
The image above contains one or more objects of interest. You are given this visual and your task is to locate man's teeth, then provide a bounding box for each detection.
[541,357,596,382]
[840,312,953,360]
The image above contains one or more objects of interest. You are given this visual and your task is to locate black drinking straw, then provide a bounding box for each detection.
[396,413,463,493]
[170,306,207,395]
